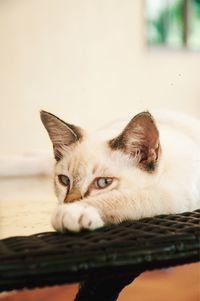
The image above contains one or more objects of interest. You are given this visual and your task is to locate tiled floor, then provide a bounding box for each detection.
[0,176,56,238]
[0,177,199,300]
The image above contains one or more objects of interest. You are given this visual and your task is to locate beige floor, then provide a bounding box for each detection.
[0,176,56,238]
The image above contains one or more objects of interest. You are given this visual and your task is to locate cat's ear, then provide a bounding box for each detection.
[40,110,83,161]
[109,112,160,172]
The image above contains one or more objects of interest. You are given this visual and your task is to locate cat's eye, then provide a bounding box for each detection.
[58,175,70,187]
[94,177,113,189]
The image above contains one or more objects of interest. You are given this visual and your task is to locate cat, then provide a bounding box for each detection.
[40,110,200,232]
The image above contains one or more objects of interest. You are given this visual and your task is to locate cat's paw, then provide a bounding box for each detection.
[51,203,104,232]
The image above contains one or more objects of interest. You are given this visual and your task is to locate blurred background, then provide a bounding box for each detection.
[0,1,199,300]
[0,0,200,158]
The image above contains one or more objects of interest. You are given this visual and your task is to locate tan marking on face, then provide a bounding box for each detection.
[64,187,82,203]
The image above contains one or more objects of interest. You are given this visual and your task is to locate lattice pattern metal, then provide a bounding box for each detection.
[0,210,199,292]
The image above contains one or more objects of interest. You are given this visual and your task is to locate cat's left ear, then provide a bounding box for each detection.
[40,110,83,161]
[109,112,160,172]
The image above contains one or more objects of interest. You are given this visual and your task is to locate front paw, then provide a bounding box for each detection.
[52,203,104,232]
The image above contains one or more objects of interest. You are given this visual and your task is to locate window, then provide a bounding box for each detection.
[145,0,200,50]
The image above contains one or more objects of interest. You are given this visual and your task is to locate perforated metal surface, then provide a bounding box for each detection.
[0,210,199,292]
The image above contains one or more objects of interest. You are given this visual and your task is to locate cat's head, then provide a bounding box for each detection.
[40,111,160,203]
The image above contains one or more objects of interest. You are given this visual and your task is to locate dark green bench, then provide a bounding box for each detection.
[0,210,199,301]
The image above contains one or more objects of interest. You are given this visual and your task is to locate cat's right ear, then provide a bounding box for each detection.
[109,112,160,172]
[40,110,83,161]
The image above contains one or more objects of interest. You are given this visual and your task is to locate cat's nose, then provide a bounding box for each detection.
[64,187,82,203]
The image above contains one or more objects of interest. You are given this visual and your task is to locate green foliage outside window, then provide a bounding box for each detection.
[145,0,200,49]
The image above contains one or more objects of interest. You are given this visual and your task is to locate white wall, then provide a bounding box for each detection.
[0,0,200,155]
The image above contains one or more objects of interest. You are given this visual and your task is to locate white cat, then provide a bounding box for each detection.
[40,110,200,232]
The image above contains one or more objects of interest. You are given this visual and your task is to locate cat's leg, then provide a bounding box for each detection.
[52,188,174,232]
[83,189,175,224]
[83,188,175,225]
[51,202,104,232]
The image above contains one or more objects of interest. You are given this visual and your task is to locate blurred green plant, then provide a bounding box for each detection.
[145,0,200,49]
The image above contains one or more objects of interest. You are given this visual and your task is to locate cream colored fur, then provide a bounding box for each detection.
[42,111,200,232]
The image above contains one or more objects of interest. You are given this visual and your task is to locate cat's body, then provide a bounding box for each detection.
[41,110,200,232]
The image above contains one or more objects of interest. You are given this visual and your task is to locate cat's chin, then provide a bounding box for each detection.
[51,202,105,232]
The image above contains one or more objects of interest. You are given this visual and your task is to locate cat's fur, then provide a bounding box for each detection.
[40,110,200,232]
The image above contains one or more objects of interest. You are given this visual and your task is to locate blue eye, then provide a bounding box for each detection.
[95,177,113,189]
[58,175,70,187]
